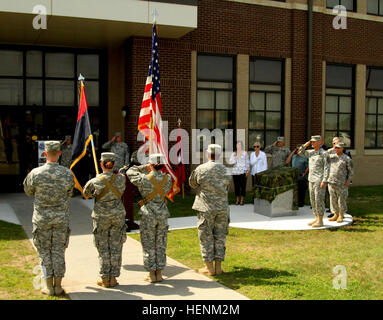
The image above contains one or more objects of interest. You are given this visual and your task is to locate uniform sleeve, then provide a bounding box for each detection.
[23,171,35,196]
[67,173,75,198]
[322,152,330,183]
[102,140,113,150]
[83,180,96,199]
[125,144,130,166]
[298,146,309,158]
[165,174,173,195]
[346,158,354,183]
[126,165,147,187]
[188,168,199,189]
[264,145,274,154]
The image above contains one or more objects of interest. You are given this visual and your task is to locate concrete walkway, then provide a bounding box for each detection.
[0,193,248,300]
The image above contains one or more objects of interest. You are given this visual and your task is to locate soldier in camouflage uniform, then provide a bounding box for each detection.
[125,153,172,283]
[60,135,73,168]
[327,142,354,223]
[83,152,127,288]
[298,135,330,228]
[102,132,130,172]
[189,144,231,276]
[23,141,74,296]
[264,136,291,168]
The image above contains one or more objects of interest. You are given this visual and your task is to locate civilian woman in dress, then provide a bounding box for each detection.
[249,142,268,187]
[229,141,250,205]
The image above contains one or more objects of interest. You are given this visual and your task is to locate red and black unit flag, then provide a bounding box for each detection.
[70,80,93,198]
[138,22,180,201]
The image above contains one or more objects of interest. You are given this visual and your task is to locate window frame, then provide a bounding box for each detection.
[248,57,285,151]
[365,66,383,149]
[325,63,355,149]
[196,53,236,142]
[0,45,107,145]
[367,0,383,16]
[326,0,356,12]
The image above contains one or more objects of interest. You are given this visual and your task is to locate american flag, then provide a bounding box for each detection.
[138,22,179,200]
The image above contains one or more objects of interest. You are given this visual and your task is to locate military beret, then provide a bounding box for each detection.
[335,142,345,148]
[148,153,164,164]
[277,136,285,142]
[45,141,61,152]
[65,135,71,140]
[115,132,122,137]
[206,144,222,155]
[100,152,116,162]
[310,135,321,142]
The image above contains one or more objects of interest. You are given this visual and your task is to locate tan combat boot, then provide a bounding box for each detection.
[337,213,344,223]
[198,262,216,276]
[109,277,119,287]
[144,270,157,283]
[312,215,324,228]
[215,261,223,275]
[328,212,338,221]
[97,277,110,288]
[53,277,64,295]
[155,270,164,282]
[41,277,55,296]
[308,214,318,226]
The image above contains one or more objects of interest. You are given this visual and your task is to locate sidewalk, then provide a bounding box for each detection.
[0,193,249,300]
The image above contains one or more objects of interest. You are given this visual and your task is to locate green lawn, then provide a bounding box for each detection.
[0,221,69,300]
[130,185,383,300]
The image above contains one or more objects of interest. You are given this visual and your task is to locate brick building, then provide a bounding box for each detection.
[1,0,382,190]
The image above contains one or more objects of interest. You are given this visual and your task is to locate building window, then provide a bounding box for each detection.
[367,0,383,16]
[248,58,284,149]
[325,64,354,148]
[327,0,356,11]
[196,54,235,148]
[365,67,383,149]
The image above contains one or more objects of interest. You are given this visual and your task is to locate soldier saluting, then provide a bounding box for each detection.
[83,152,127,288]
[298,135,330,228]
[189,144,231,276]
[23,141,75,296]
[125,153,172,283]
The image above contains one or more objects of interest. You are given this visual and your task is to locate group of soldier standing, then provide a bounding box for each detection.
[23,129,353,296]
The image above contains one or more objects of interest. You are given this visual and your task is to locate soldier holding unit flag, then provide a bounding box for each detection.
[83,152,127,288]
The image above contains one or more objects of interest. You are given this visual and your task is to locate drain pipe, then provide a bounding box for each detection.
[307,0,313,139]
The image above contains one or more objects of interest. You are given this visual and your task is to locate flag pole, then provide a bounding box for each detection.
[78,74,99,175]
[178,118,184,199]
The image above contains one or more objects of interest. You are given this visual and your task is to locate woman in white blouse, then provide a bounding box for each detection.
[229,141,250,206]
[250,142,268,186]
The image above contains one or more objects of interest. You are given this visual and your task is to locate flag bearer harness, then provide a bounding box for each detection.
[95,175,122,201]
[138,173,167,207]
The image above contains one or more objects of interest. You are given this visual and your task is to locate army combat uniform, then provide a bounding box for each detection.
[189,144,231,275]
[102,137,129,172]
[126,155,172,282]
[83,153,127,287]
[264,144,291,168]
[23,141,74,295]
[60,143,73,168]
[298,141,330,217]
[328,151,353,220]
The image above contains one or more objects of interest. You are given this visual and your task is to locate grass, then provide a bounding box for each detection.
[0,221,69,300]
[130,185,383,300]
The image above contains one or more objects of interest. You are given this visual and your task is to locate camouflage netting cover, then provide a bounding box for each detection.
[252,166,299,210]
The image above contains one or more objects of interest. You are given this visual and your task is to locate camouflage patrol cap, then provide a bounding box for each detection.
[206,144,222,155]
[100,152,116,162]
[277,136,285,142]
[334,142,345,148]
[149,153,164,164]
[45,141,61,152]
[115,132,122,137]
[65,135,71,140]
[310,135,321,142]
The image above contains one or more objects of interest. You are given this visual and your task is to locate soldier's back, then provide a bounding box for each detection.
[192,161,230,212]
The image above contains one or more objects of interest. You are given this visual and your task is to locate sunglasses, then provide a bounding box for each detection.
[254,146,260,148]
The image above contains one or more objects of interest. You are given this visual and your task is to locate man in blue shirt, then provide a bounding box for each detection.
[286,144,309,207]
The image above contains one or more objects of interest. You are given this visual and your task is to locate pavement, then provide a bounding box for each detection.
[0,193,352,300]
